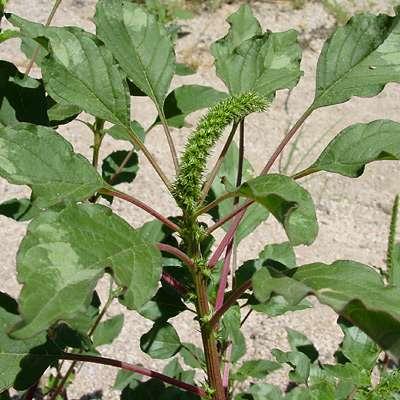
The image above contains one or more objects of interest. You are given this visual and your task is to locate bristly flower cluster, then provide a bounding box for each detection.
[172,91,268,213]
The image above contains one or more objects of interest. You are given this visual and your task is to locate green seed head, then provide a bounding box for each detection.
[172,91,268,213]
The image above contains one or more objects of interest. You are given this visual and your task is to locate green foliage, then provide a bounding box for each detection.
[2,2,400,400]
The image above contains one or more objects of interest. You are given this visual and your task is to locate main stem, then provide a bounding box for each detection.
[183,217,225,400]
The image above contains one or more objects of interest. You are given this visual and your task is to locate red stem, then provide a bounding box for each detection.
[162,272,188,296]
[59,352,206,397]
[208,107,313,267]
[209,280,252,329]
[215,239,233,310]
[103,189,179,232]
[157,243,195,270]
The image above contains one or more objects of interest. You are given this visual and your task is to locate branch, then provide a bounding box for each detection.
[157,243,195,270]
[59,352,206,397]
[214,241,233,311]
[162,272,188,296]
[158,110,179,174]
[124,126,172,190]
[208,107,314,265]
[209,280,252,329]
[102,189,179,233]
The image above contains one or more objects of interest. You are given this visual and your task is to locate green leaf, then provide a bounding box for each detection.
[213,30,302,99]
[236,174,318,246]
[163,358,195,385]
[138,285,186,322]
[0,124,104,208]
[292,261,400,360]
[140,322,181,359]
[233,359,281,382]
[209,142,269,244]
[0,292,49,392]
[46,99,81,126]
[251,296,312,317]
[95,0,175,109]
[102,150,139,186]
[160,85,228,128]
[306,120,400,177]
[41,27,130,126]
[92,314,124,347]
[286,328,319,362]
[105,121,145,146]
[272,349,311,384]
[114,370,141,391]
[211,4,262,60]
[0,29,19,43]
[0,61,49,126]
[312,9,400,109]
[236,242,296,287]
[0,198,40,221]
[391,243,400,286]
[121,379,165,400]
[13,204,161,339]
[180,343,205,370]
[175,63,195,76]
[221,305,246,363]
[335,318,379,370]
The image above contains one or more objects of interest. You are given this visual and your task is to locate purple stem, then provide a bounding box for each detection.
[60,352,206,397]
[162,272,188,296]
[214,241,233,311]
[157,243,195,270]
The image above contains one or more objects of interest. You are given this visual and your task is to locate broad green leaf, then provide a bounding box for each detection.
[0,124,104,208]
[272,349,311,384]
[0,61,49,126]
[138,286,186,322]
[252,266,309,304]
[221,305,246,363]
[0,292,48,391]
[6,14,48,67]
[305,120,400,177]
[211,4,262,60]
[236,174,318,246]
[121,379,165,400]
[92,314,124,347]
[160,85,227,128]
[0,29,19,43]
[238,384,283,400]
[114,370,141,390]
[312,9,400,109]
[102,150,139,186]
[236,242,296,287]
[209,142,269,243]
[213,30,302,99]
[232,359,281,382]
[286,328,319,362]
[251,296,312,317]
[163,359,195,385]
[0,198,40,221]
[95,0,175,109]
[335,318,379,370]
[180,343,205,370]
[105,121,145,146]
[140,322,181,359]
[175,63,195,76]
[41,27,130,126]
[292,261,400,360]
[13,204,161,339]
[46,99,81,126]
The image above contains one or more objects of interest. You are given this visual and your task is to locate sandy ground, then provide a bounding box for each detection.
[1,0,400,398]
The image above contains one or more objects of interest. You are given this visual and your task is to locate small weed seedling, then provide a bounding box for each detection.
[1,2,400,400]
